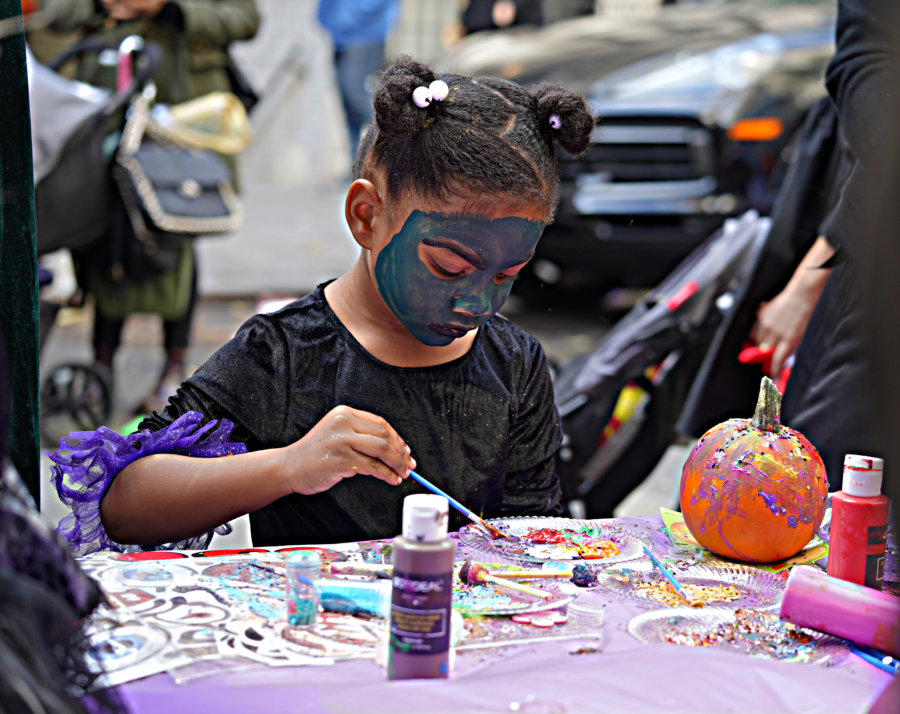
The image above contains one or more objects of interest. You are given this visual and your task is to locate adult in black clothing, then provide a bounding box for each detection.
[780,0,900,497]
[678,96,853,439]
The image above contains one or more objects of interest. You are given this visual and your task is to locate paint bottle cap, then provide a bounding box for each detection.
[842,454,884,497]
[402,494,449,542]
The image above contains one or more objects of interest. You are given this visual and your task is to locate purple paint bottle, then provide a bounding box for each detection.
[388,494,455,680]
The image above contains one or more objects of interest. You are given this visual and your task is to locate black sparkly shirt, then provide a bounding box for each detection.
[141,285,562,546]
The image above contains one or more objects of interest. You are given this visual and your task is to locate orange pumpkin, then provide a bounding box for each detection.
[679,377,828,563]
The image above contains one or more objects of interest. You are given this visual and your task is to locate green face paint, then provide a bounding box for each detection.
[374,210,544,346]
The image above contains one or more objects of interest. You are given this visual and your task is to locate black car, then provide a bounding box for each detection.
[446,0,836,296]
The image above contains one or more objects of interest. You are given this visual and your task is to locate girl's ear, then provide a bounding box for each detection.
[345,179,382,250]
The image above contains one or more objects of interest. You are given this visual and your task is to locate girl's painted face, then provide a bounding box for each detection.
[374,209,544,346]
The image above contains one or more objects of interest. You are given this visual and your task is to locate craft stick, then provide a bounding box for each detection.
[642,545,694,605]
[408,469,507,538]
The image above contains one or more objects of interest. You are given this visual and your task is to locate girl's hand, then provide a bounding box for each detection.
[282,406,416,495]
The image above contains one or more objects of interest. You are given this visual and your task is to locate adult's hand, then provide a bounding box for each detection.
[749,235,835,376]
[281,405,415,495]
[750,288,815,377]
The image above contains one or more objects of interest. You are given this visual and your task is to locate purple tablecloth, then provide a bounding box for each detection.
[112,516,897,713]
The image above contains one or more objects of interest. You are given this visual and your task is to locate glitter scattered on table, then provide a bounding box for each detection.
[628,607,847,663]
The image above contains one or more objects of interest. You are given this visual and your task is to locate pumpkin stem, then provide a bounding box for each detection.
[751,376,782,432]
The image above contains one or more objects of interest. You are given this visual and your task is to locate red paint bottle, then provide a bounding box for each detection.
[827,455,889,590]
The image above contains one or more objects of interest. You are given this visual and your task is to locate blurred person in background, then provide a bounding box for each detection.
[317,0,399,171]
[35,0,260,415]
[459,0,543,36]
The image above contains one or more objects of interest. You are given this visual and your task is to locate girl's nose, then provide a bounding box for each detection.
[451,291,492,317]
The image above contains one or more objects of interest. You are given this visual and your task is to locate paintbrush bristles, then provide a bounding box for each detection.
[470,514,507,539]
[465,563,490,584]
[458,559,473,583]
[460,560,553,600]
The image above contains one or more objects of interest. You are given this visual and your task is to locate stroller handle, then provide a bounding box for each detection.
[47,37,163,116]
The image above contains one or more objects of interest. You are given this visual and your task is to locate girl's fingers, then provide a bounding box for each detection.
[333,406,413,466]
[350,433,413,481]
[342,454,406,486]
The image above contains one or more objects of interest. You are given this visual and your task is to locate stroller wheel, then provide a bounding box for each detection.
[41,362,113,446]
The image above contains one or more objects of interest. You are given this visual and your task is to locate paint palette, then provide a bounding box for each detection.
[627,607,847,664]
[593,561,786,610]
[459,517,648,565]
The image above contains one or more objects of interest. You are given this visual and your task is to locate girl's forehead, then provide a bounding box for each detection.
[394,190,550,224]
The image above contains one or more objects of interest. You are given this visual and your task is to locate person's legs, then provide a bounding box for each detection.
[138,259,198,414]
[333,41,386,163]
[92,310,124,371]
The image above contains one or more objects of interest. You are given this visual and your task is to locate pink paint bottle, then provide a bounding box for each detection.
[827,454,890,590]
[780,565,900,658]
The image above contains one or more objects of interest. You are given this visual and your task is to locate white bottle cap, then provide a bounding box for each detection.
[842,454,884,497]
[402,494,449,542]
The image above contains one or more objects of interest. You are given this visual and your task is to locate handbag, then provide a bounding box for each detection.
[112,94,243,275]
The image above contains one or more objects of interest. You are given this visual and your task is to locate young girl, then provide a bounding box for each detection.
[50,55,594,553]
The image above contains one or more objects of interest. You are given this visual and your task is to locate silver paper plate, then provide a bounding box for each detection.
[458,516,649,565]
[627,607,847,664]
[594,561,785,610]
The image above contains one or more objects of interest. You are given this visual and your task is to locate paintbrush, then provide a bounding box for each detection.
[488,568,573,579]
[408,469,508,539]
[330,562,393,579]
[459,559,553,600]
[848,644,900,675]
[642,545,695,606]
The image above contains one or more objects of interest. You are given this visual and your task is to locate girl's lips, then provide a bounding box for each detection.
[428,323,472,338]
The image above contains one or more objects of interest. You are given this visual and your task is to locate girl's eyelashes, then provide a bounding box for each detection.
[419,244,474,278]
[417,244,531,282]
[430,260,468,278]
[493,261,530,285]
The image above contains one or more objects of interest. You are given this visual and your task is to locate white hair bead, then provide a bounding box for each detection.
[412,85,432,108]
[428,79,449,102]
[549,114,562,130]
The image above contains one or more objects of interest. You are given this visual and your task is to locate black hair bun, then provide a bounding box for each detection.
[533,83,595,156]
[374,55,439,138]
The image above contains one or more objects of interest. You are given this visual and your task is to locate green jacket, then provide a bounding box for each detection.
[41,0,260,104]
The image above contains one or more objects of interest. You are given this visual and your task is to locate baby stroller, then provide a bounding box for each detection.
[553,210,771,518]
[31,37,162,445]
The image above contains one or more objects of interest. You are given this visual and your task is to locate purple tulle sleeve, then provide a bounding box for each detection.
[47,411,249,556]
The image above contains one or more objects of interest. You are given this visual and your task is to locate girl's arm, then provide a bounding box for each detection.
[100,447,289,545]
[100,405,415,545]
